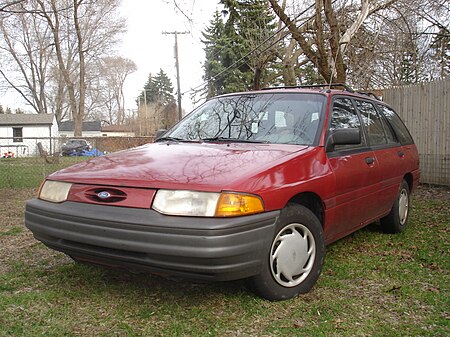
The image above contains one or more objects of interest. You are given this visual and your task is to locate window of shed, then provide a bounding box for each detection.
[13,127,23,142]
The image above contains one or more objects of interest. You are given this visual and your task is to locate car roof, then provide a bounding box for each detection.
[212,84,383,104]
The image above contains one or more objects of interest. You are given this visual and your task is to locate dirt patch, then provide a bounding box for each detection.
[414,184,450,203]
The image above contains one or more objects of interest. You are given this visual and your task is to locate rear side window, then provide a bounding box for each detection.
[356,100,389,146]
[377,104,414,145]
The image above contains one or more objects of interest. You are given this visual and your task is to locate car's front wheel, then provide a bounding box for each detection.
[248,203,325,301]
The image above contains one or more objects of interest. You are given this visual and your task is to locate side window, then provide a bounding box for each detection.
[380,116,396,144]
[13,127,23,143]
[330,97,363,150]
[356,100,388,146]
[377,104,414,145]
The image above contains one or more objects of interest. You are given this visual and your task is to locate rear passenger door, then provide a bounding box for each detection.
[377,103,418,174]
[355,99,404,216]
[326,97,380,240]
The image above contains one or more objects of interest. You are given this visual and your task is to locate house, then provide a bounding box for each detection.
[0,113,58,157]
[59,120,102,137]
[101,125,136,137]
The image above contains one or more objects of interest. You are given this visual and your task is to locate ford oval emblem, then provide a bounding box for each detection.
[97,191,111,200]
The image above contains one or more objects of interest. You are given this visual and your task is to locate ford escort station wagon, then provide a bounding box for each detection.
[25,84,420,300]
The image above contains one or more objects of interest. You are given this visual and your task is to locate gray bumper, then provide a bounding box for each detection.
[25,199,279,281]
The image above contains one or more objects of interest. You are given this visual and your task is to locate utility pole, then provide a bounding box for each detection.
[162,31,189,121]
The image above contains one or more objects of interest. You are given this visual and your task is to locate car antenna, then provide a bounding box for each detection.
[328,41,349,91]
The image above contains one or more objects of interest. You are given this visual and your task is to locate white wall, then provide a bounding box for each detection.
[0,124,57,157]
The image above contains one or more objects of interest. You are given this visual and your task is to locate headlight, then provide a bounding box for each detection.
[152,190,264,217]
[39,180,72,203]
[152,190,220,216]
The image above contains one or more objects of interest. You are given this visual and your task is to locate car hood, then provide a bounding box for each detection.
[49,142,309,191]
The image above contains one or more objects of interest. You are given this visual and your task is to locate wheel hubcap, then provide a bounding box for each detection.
[398,188,409,225]
[270,223,316,287]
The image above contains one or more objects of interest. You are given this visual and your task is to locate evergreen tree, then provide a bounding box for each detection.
[151,69,175,105]
[0,104,4,114]
[202,10,250,97]
[298,63,323,85]
[234,0,278,89]
[138,69,175,106]
[202,1,277,97]
[202,11,227,97]
[430,27,450,78]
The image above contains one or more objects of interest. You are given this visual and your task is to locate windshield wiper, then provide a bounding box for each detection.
[202,137,267,144]
[155,136,185,142]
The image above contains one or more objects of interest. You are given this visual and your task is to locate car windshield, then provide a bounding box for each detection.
[165,93,326,145]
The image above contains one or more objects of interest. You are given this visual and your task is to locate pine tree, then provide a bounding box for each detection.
[138,69,175,106]
[202,1,278,97]
[0,104,4,114]
[202,10,250,97]
[430,27,450,78]
[235,0,277,89]
[202,10,227,97]
[151,69,175,105]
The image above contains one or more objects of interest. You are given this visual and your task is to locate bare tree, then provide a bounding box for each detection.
[35,0,125,135]
[268,0,400,83]
[343,0,449,88]
[96,57,137,125]
[0,3,54,114]
[0,0,125,135]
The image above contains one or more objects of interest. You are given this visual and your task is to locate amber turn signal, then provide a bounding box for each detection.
[215,193,264,217]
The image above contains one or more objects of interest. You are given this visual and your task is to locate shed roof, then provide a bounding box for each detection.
[0,113,55,126]
[60,121,101,132]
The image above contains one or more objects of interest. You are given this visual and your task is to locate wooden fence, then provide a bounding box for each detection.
[383,79,450,186]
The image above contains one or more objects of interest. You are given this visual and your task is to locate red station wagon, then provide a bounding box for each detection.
[25,84,420,300]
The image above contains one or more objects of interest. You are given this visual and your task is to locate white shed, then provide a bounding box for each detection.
[0,113,58,157]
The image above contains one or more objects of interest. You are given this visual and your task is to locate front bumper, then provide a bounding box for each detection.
[25,199,279,281]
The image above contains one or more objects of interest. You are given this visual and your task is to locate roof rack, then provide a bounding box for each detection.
[356,91,381,101]
[261,83,355,93]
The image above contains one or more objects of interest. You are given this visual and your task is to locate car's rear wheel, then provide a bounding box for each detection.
[381,180,410,233]
[248,203,325,301]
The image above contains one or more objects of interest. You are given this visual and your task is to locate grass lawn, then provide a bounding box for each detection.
[0,157,92,188]
[0,186,448,336]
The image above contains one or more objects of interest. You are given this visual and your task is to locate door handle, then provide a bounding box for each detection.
[365,157,375,165]
[398,151,405,158]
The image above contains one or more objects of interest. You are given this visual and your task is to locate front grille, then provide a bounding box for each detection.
[84,187,127,203]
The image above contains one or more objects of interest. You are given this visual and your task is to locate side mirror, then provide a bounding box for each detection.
[155,129,167,140]
[326,128,361,152]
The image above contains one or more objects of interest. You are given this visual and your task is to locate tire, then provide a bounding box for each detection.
[380,180,410,234]
[248,203,325,301]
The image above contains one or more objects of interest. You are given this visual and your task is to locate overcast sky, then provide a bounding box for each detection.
[1,0,221,115]
[119,0,222,114]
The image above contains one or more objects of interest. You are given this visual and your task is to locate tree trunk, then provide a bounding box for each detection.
[73,0,85,137]
[253,67,262,90]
